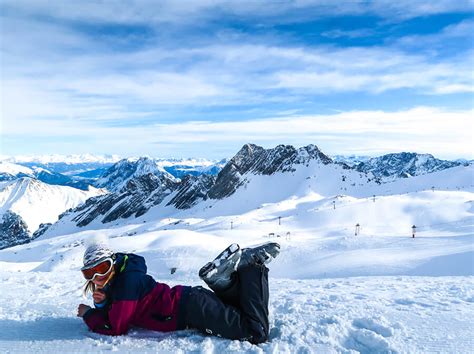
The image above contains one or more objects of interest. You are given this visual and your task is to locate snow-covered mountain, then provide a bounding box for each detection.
[0,178,106,248]
[1,157,226,195]
[0,162,91,190]
[356,152,463,181]
[95,157,225,188]
[331,154,371,167]
[62,171,217,230]
[94,157,179,192]
[38,142,474,240]
[207,143,336,200]
[31,168,91,190]
[159,158,227,178]
[71,173,178,227]
[4,155,225,179]
[1,154,122,164]
[0,162,34,180]
[39,143,378,233]
[2,155,121,178]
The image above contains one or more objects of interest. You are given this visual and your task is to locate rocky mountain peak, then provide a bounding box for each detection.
[356,152,461,180]
[95,157,177,192]
[231,144,266,171]
[122,173,175,194]
[208,143,333,199]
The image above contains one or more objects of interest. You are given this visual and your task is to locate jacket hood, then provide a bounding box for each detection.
[115,252,147,274]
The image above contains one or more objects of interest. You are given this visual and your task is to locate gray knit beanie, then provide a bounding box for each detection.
[82,242,114,270]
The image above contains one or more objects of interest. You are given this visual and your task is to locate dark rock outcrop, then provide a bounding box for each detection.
[167,174,216,209]
[32,222,52,239]
[0,210,31,250]
[71,173,178,227]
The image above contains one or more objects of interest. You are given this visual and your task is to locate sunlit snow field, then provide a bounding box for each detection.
[1,165,473,353]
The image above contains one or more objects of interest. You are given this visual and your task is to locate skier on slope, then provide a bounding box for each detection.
[76,241,280,344]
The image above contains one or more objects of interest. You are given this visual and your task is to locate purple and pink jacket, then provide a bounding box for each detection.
[83,253,190,336]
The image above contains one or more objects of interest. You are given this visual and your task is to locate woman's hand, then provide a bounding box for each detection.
[93,290,106,304]
[77,304,91,318]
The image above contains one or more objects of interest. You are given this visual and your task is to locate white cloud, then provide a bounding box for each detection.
[366,0,474,20]
[3,0,473,25]
[4,107,472,159]
[151,106,472,139]
[395,19,474,49]
[2,2,473,122]
[1,1,473,159]
[321,29,375,39]
[2,41,473,127]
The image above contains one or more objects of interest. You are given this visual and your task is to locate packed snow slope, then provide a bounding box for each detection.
[0,178,106,233]
[0,269,472,353]
[0,164,472,352]
[0,214,472,353]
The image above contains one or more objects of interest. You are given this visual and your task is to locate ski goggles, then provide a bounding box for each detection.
[81,258,113,281]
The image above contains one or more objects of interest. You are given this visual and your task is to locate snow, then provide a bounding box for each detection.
[32,166,53,175]
[1,154,222,168]
[0,178,106,233]
[155,158,222,168]
[0,269,472,353]
[2,154,122,164]
[0,162,472,352]
[0,161,33,176]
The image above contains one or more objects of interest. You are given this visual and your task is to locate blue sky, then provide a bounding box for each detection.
[1,0,473,159]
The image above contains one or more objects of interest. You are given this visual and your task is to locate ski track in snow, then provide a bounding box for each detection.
[0,270,472,353]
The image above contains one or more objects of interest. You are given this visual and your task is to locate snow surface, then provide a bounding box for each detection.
[0,162,33,176]
[155,158,223,168]
[0,178,106,233]
[0,225,472,353]
[1,154,122,164]
[0,163,472,352]
[0,269,472,353]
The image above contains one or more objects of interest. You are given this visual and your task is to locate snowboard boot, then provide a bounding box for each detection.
[199,243,242,291]
[239,242,280,269]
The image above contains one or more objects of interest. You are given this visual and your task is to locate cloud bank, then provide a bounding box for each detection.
[1,1,473,158]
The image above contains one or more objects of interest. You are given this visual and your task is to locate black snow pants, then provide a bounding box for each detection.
[184,263,270,344]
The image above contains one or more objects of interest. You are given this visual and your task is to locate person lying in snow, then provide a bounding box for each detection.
[76,241,280,344]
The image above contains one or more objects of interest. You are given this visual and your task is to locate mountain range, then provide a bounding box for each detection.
[0,144,470,248]
[36,144,471,240]
[354,152,465,181]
